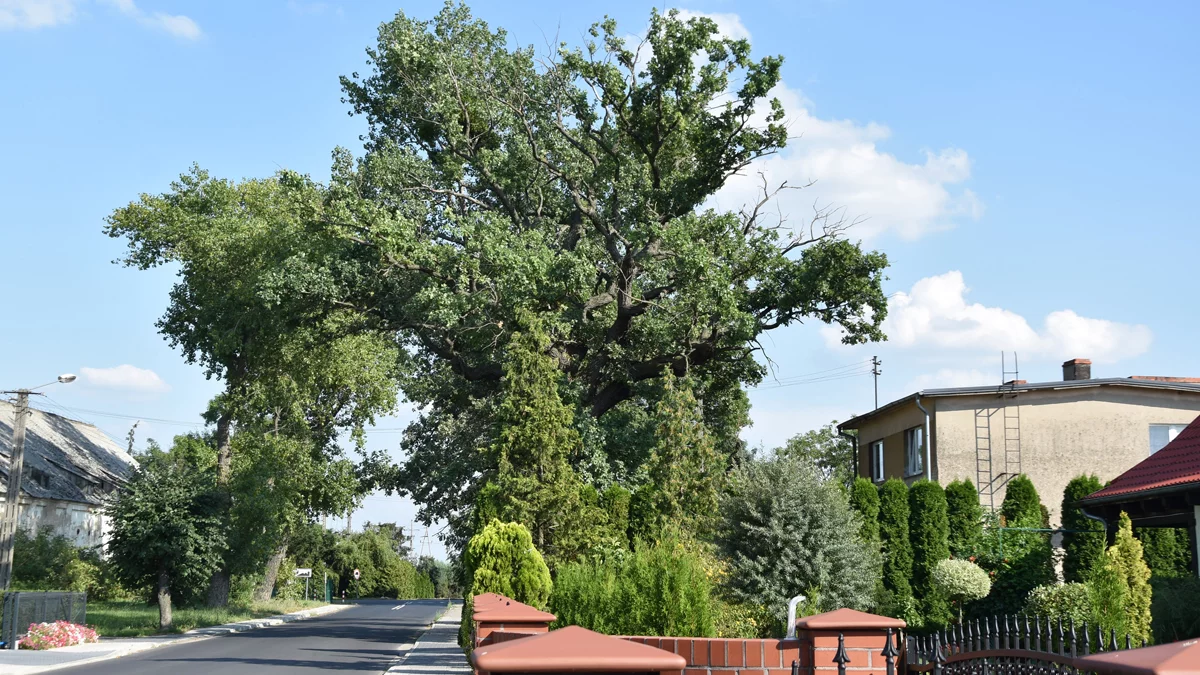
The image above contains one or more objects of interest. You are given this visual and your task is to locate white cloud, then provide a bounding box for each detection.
[80,365,170,393]
[671,9,980,241]
[104,0,200,39]
[0,0,76,29]
[825,271,1153,363]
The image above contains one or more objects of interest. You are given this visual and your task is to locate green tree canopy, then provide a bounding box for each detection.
[337,3,889,539]
[776,424,855,486]
[105,460,226,628]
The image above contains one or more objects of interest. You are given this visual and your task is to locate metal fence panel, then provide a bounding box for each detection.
[0,592,88,649]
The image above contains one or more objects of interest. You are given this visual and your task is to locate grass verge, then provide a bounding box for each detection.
[86,598,326,637]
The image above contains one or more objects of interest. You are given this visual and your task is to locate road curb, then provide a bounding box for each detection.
[1,603,353,675]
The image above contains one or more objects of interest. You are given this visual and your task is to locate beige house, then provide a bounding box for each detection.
[838,359,1200,524]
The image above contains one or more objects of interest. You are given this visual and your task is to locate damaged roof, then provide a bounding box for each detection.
[0,400,138,505]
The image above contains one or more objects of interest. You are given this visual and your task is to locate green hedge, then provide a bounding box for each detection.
[849,477,881,547]
[945,479,982,558]
[878,479,913,618]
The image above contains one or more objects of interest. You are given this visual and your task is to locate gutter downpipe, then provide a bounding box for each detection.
[915,394,932,481]
[785,594,807,639]
[838,429,859,479]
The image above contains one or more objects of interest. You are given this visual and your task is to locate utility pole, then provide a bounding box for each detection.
[871,356,882,410]
[0,390,34,590]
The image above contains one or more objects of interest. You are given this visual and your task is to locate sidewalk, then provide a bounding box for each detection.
[0,603,350,675]
[387,602,472,675]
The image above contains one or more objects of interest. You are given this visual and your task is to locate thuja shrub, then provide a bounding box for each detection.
[849,477,881,548]
[945,479,982,558]
[1108,513,1152,645]
[463,519,552,609]
[909,481,952,627]
[1061,475,1106,583]
[1024,583,1092,627]
[878,478,913,611]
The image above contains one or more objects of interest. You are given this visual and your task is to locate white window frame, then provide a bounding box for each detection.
[870,440,885,482]
[904,426,925,477]
[1149,424,1188,455]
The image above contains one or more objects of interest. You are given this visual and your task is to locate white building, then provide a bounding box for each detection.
[0,401,137,551]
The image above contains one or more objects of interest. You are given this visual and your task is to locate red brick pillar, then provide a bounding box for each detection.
[794,609,906,675]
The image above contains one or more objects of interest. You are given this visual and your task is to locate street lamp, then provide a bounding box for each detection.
[0,374,76,590]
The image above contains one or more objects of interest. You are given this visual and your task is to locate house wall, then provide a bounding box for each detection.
[0,495,106,551]
[934,387,1200,525]
[854,400,932,485]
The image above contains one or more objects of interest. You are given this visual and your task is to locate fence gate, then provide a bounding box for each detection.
[0,592,88,649]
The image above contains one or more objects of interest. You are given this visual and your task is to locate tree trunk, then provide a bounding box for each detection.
[206,407,234,607]
[254,542,288,603]
[157,571,173,630]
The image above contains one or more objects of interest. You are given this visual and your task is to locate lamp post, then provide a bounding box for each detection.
[0,374,76,590]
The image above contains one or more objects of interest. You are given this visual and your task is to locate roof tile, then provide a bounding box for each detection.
[1084,414,1200,501]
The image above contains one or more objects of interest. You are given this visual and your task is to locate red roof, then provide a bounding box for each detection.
[471,625,686,673]
[1084,415,1200,502]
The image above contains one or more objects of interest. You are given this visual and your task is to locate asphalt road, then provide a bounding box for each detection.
[54,599,451,675]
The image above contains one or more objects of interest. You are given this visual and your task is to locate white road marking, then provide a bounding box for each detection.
[392,603,407,610]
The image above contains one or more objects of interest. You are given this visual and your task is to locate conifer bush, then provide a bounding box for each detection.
[910,481,952,627]
[463,519,552,609]
[1137,528,1193,578]
[878,478,914,619]
[1107,513,1152,645]
[945,479,982,558]
[1061,475,1106,583]
[849,477,881,548]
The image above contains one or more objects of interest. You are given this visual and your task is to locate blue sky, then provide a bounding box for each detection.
[2,0,1197,558]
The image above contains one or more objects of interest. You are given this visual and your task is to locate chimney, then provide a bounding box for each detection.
[1063,358,1092,381]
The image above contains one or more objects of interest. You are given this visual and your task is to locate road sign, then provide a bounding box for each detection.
[294,568,312,578]
[353,568,361,580]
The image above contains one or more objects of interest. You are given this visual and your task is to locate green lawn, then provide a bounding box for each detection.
[86,598,327,637]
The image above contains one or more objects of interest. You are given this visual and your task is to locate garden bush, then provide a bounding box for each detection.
[1107,513,1152,645]
[1061,475,1105,583]
[551,534,715,637]
[974,476,1054,615]
[717,454,878,635]
[945,479,982,558]
[1150,576,1200,643]
[1137,528,1192,579]
[909,481,952,627]
[1024,583,1092,627]
[932,558,990,623]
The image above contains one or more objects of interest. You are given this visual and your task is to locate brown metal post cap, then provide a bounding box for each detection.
[471,625,688,673]
[1073,639,1200,675]
[472,601,557,624]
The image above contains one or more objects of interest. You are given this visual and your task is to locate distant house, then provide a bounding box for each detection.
[0,401,138,550]
[837,358,1200,525]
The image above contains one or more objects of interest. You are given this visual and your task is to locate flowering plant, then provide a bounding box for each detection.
[18,621,99,650]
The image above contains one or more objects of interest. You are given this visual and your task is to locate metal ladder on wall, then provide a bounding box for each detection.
[975,353,1023,511]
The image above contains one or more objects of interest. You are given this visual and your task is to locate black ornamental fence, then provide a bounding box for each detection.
[816,615,1166,675]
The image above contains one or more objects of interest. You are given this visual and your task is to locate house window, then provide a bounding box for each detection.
[905,427,925,477]
[1150,424,1187,455]
[870,441,884,482]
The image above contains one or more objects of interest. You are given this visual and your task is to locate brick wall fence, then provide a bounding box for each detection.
[471,597,904,675]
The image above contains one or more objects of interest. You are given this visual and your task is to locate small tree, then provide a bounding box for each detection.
[777,423,855,486]
[910,481,952,627]
[1108,513,1153,644]
[717,454,879,635]
[945,479,982,558]
[1062,475,1106,583]
[106,462,225,629]
[878,478,914,616]
[1137,528,1193,578]
[932,559,990,624]
[849,477,881,548]
[463,519,553,610]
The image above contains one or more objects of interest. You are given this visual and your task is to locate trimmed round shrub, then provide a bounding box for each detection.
[1024,583,1092,627]
[933,559,990,622]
